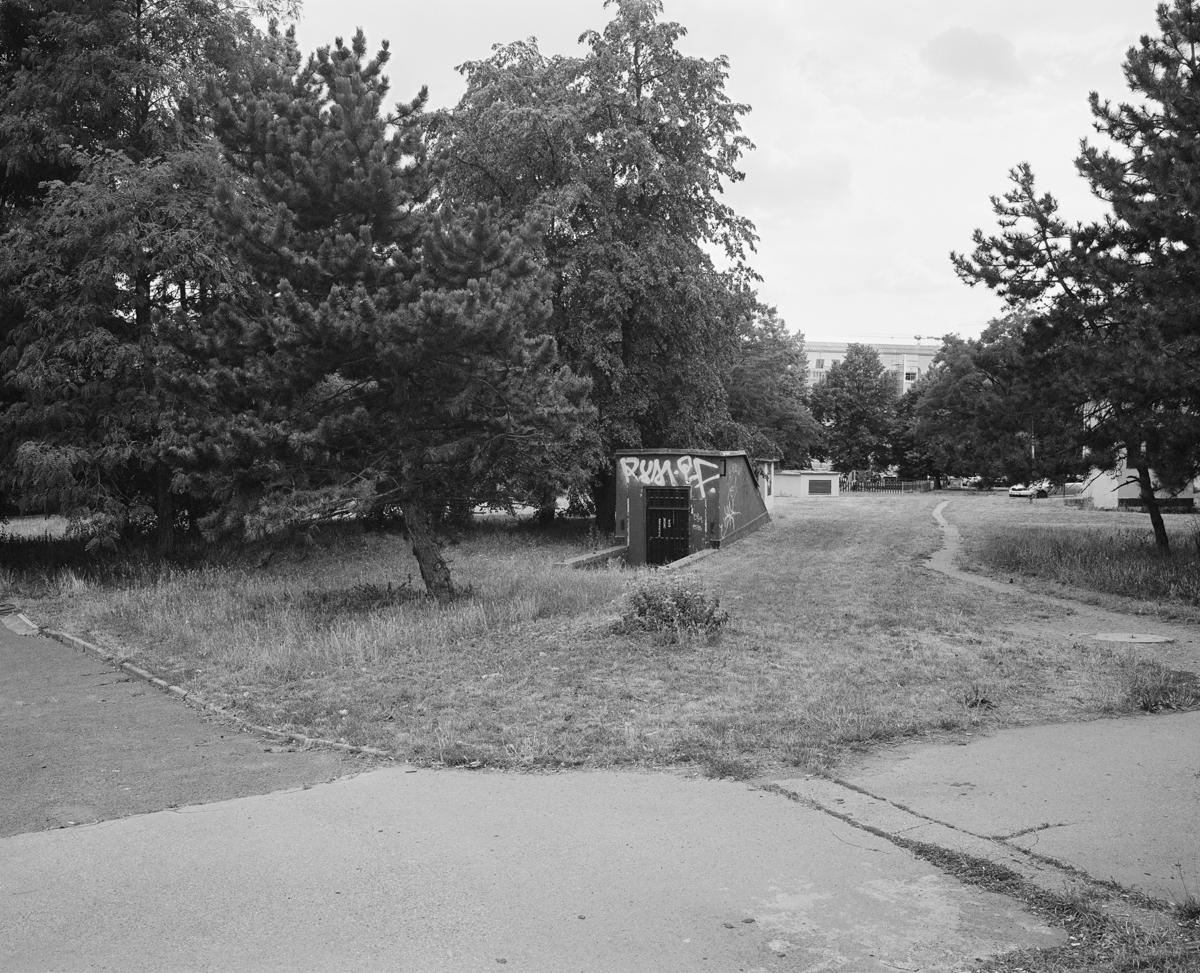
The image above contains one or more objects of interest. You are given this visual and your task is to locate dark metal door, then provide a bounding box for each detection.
[645,489,690,565]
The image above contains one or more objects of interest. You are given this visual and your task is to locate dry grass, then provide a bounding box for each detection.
[950,492,1200,619]
[6,496,1186,777]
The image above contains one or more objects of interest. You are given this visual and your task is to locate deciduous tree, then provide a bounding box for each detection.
[722,306,819,468]
[809,344,896,473]
[431,0,758,527]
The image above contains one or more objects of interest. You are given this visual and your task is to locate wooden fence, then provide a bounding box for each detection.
[848,480,934,494]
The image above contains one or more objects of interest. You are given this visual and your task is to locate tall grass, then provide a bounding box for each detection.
[13,521,629,681]
[974,526,1200,605]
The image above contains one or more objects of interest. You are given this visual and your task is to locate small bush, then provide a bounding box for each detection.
[616,576,730,643]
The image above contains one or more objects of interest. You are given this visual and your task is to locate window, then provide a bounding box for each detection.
[905,372,916,381]
[815,358,824,369]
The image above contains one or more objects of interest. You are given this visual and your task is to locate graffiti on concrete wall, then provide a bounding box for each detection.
[619,456,722,494]
[722,493,739,533]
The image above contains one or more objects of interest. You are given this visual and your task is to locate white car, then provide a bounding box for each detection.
[1008,480,1049,499]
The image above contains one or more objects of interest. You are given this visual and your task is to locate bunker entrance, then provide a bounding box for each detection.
[645,488,690,565]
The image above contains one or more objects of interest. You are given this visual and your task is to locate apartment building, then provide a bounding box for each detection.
[806,341,939,396]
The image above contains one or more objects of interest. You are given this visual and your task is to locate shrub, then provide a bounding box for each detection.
[616,576,730,643]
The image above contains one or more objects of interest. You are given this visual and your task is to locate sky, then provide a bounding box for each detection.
[291,0,1164,345]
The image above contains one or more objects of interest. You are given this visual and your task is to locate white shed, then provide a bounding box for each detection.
[776,469,841,499]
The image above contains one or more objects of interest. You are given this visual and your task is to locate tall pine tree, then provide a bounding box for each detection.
[956,1,1200,549]
[213,29,592,597]
[0,0,285,550]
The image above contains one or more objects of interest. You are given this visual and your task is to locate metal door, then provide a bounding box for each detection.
[645,488,690,565]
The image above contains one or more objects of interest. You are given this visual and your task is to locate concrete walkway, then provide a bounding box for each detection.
[1,766,1062,973]
[0,626,358,837]
[827,711,1200,902]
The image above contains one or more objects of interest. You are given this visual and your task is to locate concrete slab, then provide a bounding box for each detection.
[0,767,1063,973]
[837,712,1200,903]
[0,625,358,837]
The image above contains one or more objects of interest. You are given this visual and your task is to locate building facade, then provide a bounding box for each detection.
[613,450,773,566]
[807,341,939,397]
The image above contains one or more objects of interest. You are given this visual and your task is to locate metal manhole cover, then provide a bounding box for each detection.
[1091,633,1174,643]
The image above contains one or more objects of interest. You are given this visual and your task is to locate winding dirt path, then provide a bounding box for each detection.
[928,500,1200,674]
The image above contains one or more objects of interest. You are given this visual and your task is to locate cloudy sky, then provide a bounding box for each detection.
[293,0,1163,344]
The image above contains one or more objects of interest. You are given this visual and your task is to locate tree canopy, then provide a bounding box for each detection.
[954,0,1200,549]
[809,344,896,473]
[430,0,804,524]
[0,0,813,593]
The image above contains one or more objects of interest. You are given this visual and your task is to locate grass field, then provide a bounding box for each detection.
[948,491,1200,618]
[4,494,1183,777]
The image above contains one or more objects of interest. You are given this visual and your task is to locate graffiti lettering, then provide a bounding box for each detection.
[620,455,721,494]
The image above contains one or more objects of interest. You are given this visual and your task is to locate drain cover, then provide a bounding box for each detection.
[1091,632,1174,643]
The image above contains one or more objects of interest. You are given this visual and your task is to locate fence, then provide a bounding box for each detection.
[849,480,934,494]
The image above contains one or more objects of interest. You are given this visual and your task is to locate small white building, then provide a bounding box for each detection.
[776,469,841,498]
[1081,462,1198,511]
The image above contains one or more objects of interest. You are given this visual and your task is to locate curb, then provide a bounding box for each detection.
[41,628,392,761]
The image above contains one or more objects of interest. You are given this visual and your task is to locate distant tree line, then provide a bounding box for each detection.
[811,2,1200,553]
[0,0,820,595]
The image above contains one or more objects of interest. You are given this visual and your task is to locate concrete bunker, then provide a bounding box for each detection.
[614,450,773,567]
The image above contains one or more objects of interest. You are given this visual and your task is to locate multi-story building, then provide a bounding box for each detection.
[806,341,939,396]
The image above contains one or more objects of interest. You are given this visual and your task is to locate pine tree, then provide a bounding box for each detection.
[213,29,593,597]
[0,0,284,550]
[955,3,1200,549]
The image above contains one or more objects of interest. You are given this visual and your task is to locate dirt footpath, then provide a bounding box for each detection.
[0,626,362,838]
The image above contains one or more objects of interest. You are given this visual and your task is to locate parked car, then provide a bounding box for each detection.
[1008,480,1049,499]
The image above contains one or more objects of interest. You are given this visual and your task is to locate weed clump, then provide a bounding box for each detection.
[616,576,730,644]
[1126,660,1200,713]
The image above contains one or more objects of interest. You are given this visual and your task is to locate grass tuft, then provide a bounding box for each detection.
[1126,661,1200,713]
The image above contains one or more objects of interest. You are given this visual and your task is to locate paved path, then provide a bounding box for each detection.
[1,766,1062,973]
[827,711,1200,902]
[0,625,358,837]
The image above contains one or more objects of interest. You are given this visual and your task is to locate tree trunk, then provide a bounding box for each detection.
[405,498,456,600]
[534,487,557,526]
[1135,463,1170,552]
[592,467,616,533]
[155,463,175,556]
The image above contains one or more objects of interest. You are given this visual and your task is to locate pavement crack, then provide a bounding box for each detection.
[824,823,891,854]
[994,822,1071,841]
[829,777,994,842]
